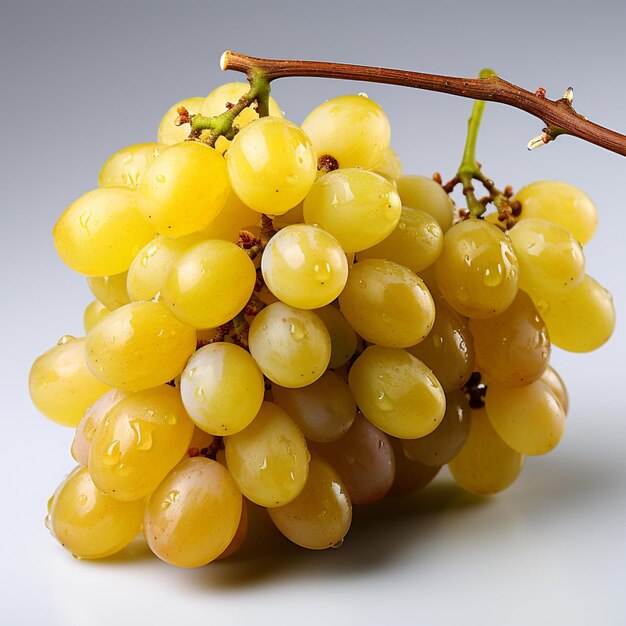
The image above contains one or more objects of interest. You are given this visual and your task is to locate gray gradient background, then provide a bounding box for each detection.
[1,1,625,624]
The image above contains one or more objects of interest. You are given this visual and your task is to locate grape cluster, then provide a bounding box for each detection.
[30,81,615,567]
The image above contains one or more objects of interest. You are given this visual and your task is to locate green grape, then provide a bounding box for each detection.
[83,300,110,333]
[271,371,356,443]
[486,381,566,456]
[514,181,598,245]
[448,407,524,495]
[180,343,265,436]
[533,275,615,352]
[303,169,401,252]
[137,141,230,237]
[312,413,394,505]
[301,94,390,170]
[314,305,358,369]
[157,96,205,145]
[144,457,242,567]
[261,224,348,309]
[356,206,443,274]
[373,146,403,181]
[98,143,166,188]
[217,499,248,560]
[29,336,112,428]
[541,365,569,415]
[53,187,155,276]
[89,385,194,501]
[86,300,196,391]
[508,218,585,298]
[396,175,456,232]
[406,296,474,392]
[225,401,310,507]
[268,453,352,550]
[387,438,440,497]
[470,290,550,387]
[348,346,445,439]
[248,302,331,388]
[226,117,317,215]
[49,466,143,559]
[434,219,519,319]
[339,258,435,348]
[402,390,470,466]
[162,239,256,329]
[87,272,130,311]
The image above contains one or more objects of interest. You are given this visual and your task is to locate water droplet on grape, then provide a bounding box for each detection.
[57,335,75,345]
[103,440,121,466]
[77,495,88,506]
[156,174,166,183]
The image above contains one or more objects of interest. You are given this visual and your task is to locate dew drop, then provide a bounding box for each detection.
[57,334,75,345]
[156,174,166,183]
[288,319,306,341]
[103,440,121,466]
[331,539,344,548]
[77,495,88,506]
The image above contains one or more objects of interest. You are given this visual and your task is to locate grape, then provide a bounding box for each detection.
[374,146,403,181]
[356,206,443,274]
[339,258,435,348]
[224,401,310,507]
[303,168,402,252]
[85,300,196,391]
[514,181,598,245]
[314,305,358,369]
[89,385,194,501]
[217,499,249,560]
[485,381,566,456]
[226,117,317,215]
[98,143,165,188]
[470,290,550,387]
[83,300,110,333]
[388,438,440,497]
[272,202,304,230]
[187,426,216,453]
[53,187,155,276]
[402,390,471,466]
[396,175,456,232]
[261,224,348,309]
[180,343,265,436]
[162,239,256,329]
[29,337,112,427]
[157,96,205,145]
[271,371,356,443]
[248,302,331,388]
[348,346,445,439]
[268,453,352,550]
[87,272,130,311]
[434,219,519,318]
[137,141,230,237]
[540,366,569,415]
[301,94,390,170]
[144,457,242,567]
[448,407,524,495]
[198,187,259,242]
[49,466,143,559]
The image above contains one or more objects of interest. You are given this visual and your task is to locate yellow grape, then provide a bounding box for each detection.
[314,305,358,369]
[198,187,259,242]
[188,426,215,453]
[85,300,196,391]
[373,146,403,181]
[83,300,110,333]
[87,272,130,311]
[157,96,205,145]
[396,175,456,232]
[53,187,155,276]
[541,366,569,415]
[89,385,194,501]
[98,142,166,188]
[272,202,304,230]
[217,499,248,560]
[387,438,440,497]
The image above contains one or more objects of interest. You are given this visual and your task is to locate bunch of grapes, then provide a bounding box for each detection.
[29,80,615,567]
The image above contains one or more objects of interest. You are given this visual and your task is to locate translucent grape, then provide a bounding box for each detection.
[83,300,110,333]
[396,175,456,232]
[157,96,205,145]
[197,187,259,242]
[373,146,403,181]
[87,272,130,311]
[388,438,440,497]
[314,305,358,369]
[272,202,304,230]
[187,426,216,454]
[217,499,248,560]
[98,143,165,188]
[541,366,569,415]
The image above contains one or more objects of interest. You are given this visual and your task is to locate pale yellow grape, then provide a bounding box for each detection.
[268,453,352,550]
[541,366,569,415]
[435,219,519,318]
[53,187,155,276]
[406,296,474,392]
[157,96,205,145]
[29,337,112,428]
[225,401,310,507]
[272,202,304,230]
[448,407,524,495]
[137,141,230,237]
[180,343,265,436]
[303,169,401,252]
[87,272,130,311]
[387,438,440,497]
[144,457,242,567]
[314,305,358,369]
[509,218,585,298]
[188,426,215,453]
[72,389,130,466]
[83,300,110,333]
[515,181,598,244]
[197,187,259,242]
[248,302,331,388]
[349,346,445,439]
[49,467,143,559]
[217,500,248,560]
[89,385,194,501]
[396,175,456,232]
[271,371,356,443]
[162,239,256,329]
[339,258,435,348]
[226,117,317,215]
[301,94,390,170]
[98,143,166,188]
[533,275,615,352]
[373,146,403,181]
[86,300,196,391]
[261,224,348,309]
